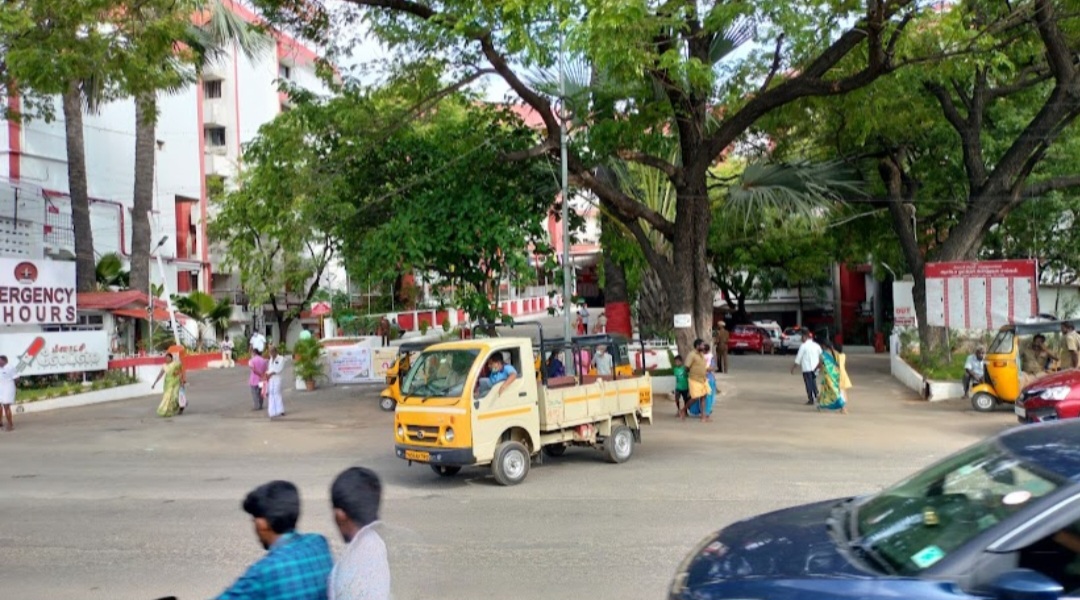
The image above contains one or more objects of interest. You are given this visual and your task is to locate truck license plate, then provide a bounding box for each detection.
[405,450,430,461]
[1014,406,1026,418]
[737,342,747,347]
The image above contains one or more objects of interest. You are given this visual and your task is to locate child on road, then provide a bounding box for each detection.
[673,356,690,416]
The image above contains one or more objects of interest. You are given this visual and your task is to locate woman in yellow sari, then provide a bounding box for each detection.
[817,340,847,414]
[151,353,185,417]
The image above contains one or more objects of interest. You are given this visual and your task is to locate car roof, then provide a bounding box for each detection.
[999,420,1080,481]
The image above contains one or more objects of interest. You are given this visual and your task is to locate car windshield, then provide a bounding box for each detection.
[855,439,1063,576]
[401,350,479,398]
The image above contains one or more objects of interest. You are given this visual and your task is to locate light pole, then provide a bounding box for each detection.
[151,233,181,346]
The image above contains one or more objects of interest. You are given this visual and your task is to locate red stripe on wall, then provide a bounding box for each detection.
[942,277,950,329]
[7,93,21,179]
[963,276,971,329]
[196,76,211,293]
[985,278,993,329]
[1007,278,1014,325]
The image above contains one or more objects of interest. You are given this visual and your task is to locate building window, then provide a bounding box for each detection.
[203,79,223,99]
[205,126,226,148]
[279,64,292,80]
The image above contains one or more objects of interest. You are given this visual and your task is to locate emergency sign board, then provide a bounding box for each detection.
[925,260,1037,330]
[0,257,77,325]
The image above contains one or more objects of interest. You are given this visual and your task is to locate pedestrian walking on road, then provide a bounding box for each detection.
[151,353,185,418]
[835,342,853,406]
[266,346,286,419]
[688,344,717,418]
[672,356,690,416]
[683,339,711,422]
[216,480,333,600]
[221,336,235,368]
[713,322,729,373]
[790,331,822,406]
[249,349,268,412]
[328,467,391,600]
[577,303,590,334]
[817,339,848,414]
[377,317,390,347]
[0,355,18,431]
[250,330,267,356]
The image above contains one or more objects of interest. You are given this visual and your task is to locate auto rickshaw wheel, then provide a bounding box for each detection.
[379,396,397,412]
[971,392,998,413]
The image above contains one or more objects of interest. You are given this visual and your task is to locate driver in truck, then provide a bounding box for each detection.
[487,354,518,395]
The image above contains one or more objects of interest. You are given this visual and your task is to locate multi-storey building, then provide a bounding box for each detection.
[0,1,326,313]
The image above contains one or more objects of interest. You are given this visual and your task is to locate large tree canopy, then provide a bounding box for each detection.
[251,0,945,351]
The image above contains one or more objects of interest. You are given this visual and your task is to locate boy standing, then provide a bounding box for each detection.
[672,356,689,416]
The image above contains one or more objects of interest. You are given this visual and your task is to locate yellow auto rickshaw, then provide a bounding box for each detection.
[970,318,1080,412]
[379,342,435,411]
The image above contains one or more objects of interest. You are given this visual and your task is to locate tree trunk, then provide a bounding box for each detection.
[601,240,633,338]
[636,267,670,337]
[63,82,96,292]
[276,313,294,346]
[669,174,714,354]
[130,93,157,294]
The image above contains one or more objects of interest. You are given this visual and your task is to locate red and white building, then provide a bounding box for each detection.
[0,1,327,304]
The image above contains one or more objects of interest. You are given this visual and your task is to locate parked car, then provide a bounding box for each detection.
[1015,369,1080,424]
[727,325,773,354]
[753,321,783,353]
[781,326,805,353]
[670,420,1080,600]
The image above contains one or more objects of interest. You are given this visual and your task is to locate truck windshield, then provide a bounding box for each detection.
[401,350,480,398]
[988,329,1014,355]
[854,440,1062,575]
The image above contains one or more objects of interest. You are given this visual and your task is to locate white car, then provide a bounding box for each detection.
[780,327,805,353]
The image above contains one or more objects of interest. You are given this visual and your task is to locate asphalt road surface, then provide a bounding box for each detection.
[0,350,1015,600]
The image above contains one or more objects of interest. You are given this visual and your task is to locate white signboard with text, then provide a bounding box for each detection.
[925,260,1037,330]
[892,280,917,329]
[327,344,376,384]
[673,314,692,329]
[0,257,77,325]
[4,331,109,376]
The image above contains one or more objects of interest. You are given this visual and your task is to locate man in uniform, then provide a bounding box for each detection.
[1022,334,1057,377]
[1063,322,1080,369]
[713,322,730,373]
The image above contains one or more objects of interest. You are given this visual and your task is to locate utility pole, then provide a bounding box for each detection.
[559,15,572,353]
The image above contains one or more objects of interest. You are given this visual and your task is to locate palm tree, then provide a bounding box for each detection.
[63,81,98,292]
[128,0,271,294]
[172,290,233,350]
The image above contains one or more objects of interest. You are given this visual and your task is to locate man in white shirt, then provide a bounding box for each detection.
[790,332,823,406]
[592,345,614,377]
[329,467,391,600]
[0,355,18,431]
[963,347,986,398]
[250,330,267,355]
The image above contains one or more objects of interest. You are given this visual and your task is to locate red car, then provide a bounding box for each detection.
[1015,370,1080,423]
[726,325,774,355]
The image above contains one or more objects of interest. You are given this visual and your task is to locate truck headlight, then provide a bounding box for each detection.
[397,425,405,438]
[444,427,455,442]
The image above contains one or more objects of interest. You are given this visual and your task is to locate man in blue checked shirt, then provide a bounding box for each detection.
[217,480,333,600]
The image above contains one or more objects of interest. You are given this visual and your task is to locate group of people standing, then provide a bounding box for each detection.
[216,466,390,600]
[790,331,850,413]
[672,338,720,422]
[574,304,607,336]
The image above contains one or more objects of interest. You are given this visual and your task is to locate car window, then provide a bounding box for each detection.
[856,440,1063,576]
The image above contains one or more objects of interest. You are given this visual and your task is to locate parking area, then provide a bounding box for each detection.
[0,352,1015,600]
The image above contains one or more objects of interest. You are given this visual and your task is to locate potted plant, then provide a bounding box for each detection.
[293,337,323,391]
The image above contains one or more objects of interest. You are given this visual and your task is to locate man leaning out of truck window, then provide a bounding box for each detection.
[487,355,518,395]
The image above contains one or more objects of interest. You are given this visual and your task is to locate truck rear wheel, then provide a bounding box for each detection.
[492,440,530,486]
[604,425,634,464]
[431,465,461,477]
[379,396,396,412]
[543,444,567,457]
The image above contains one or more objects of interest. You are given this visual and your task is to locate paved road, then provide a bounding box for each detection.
[0,350,1015,600]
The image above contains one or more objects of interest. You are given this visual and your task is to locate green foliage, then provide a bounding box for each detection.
[95,253,130,290]
[172,291,233,349]
[293,337,323,382]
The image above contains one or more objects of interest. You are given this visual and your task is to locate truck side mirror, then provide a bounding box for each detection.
[991,569,1063,600]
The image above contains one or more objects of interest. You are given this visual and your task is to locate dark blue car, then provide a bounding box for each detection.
[670,420,1080,600]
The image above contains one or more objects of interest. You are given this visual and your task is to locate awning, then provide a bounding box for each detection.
[113,308,177,321]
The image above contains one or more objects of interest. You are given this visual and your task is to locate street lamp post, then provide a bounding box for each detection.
[559,17,573,351]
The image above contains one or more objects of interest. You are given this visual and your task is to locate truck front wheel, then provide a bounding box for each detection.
[604,425,634,464]
[492,441,530,486]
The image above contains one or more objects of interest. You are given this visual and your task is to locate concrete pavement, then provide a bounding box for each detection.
[0,350,1015,600]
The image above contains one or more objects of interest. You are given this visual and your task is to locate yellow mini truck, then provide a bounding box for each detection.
[393,337,653,485]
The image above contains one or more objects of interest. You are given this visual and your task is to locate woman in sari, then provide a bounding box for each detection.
[817,340,847,413]
[151,353,185,417]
